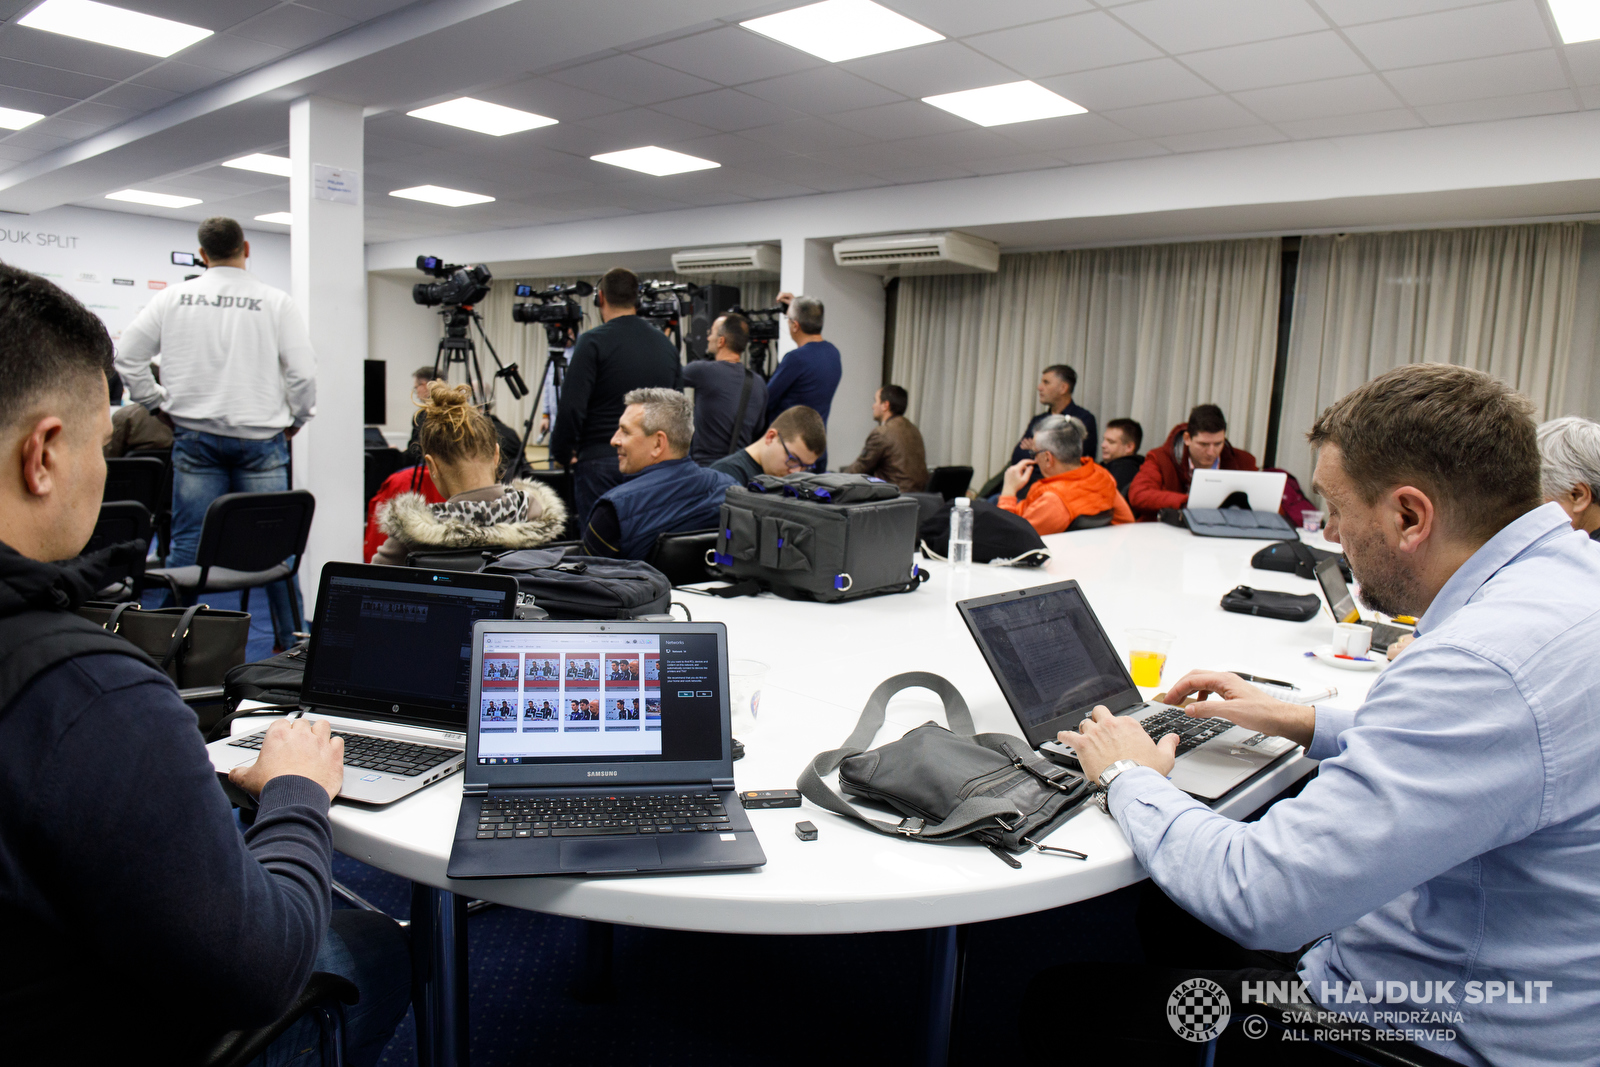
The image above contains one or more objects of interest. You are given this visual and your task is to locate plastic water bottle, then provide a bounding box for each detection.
[949,497,973,570]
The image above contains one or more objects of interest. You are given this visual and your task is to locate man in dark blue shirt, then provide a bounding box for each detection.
[764,293,842,431]
[996,363,1098,500]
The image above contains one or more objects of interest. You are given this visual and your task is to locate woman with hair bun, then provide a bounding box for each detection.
[373,382,566,564]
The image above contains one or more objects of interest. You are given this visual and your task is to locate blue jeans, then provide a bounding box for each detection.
[170,429,305,647]
[252,909,412,1067]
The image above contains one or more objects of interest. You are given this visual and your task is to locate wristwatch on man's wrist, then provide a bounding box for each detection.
[1092,759,1144,813]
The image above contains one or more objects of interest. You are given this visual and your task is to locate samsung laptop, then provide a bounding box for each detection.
[446,619,767,878]
[958,581,1297,801]
[1314,556,1413,653]
[1187,469,1287,513]
[208,562,519,805]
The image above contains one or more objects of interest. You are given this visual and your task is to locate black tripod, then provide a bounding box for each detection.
[521,321,577,463]
[431,306,528,410]
[745,336,775,379]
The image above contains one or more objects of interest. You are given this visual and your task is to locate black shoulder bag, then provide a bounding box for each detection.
[725,365,755,456]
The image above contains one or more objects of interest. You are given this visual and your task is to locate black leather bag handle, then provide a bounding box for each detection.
[160,603,206,671]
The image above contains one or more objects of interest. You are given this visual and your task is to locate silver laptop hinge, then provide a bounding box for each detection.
[712,777,735,791]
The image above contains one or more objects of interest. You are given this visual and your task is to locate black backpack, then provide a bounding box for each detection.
[918,499,1049,567]
[483,548,672,619]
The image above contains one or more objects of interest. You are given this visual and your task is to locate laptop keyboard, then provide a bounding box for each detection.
[476,791,730,839]
[228,731,457,777]
[1136,708,1237,755]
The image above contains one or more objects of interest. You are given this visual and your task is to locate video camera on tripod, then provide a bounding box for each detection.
[728,303,785,378]
[412,255,492,307]
[411,255,527,408]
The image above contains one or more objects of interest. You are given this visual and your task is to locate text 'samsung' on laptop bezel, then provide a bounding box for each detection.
[956,580,1147,749]
[463,619,734,791]
[299,563,520,730]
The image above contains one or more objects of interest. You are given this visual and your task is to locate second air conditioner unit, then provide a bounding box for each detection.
[832,231,1000,276]
[670,244,780,275]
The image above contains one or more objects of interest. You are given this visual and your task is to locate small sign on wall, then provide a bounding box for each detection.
[313,164,360,204]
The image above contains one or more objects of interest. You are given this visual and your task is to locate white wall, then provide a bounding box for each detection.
[0,205,288,341]
[368,272,442,443]
[794,239,884,468]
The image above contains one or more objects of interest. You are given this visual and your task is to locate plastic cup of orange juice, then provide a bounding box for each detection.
[1126,629,1175,688]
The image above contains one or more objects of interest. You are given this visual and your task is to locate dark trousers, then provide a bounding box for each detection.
[573,454,627,529]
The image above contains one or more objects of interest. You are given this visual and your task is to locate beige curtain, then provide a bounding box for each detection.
[890,240,1281,481]
[1278,223,1586,491]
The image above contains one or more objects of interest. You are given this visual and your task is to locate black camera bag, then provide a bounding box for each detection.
[917,498,1049,566]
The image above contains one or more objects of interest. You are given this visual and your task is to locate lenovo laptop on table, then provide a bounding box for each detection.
[1314,555,1413,654]
[1187,469,1287,513]
[958,580,1297,801]
[447,619,766,878]
[208,562,519,805]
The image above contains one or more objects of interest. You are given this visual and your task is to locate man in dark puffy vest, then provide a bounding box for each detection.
[582,388,735,559]
[0,263,408,1065]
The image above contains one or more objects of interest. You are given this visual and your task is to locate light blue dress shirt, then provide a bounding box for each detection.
[1109,502,1600,1067]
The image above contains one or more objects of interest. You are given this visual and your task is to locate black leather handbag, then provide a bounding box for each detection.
[77,601,251,687]
[1220,585,1322,622]
[797,673,1091,868]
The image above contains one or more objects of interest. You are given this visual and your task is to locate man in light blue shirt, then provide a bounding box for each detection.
[1057,364,1600,1066]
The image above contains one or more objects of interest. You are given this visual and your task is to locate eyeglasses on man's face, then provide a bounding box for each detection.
[782,438,815,471]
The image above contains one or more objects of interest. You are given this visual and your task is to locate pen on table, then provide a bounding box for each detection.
[1234,671,1293,688]
[1305,650,1375,662]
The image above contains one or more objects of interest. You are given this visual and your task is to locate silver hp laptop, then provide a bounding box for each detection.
[208,562,519,805]
[1314,555,1413,653]
[447,619,767,878]
[1187,469,1287,512]
[958,581,1297,800]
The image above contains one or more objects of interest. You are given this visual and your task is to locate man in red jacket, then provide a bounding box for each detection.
[1127,403,1257,520]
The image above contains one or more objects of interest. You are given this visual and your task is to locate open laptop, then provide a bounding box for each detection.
[1314,556,1412,653]
[208,562,519,805]
[958,581,1297,800]
[1187,469,1287,512]
[446,619,767,878]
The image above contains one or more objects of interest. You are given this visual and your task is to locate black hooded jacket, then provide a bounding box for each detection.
[0,541,334,1064]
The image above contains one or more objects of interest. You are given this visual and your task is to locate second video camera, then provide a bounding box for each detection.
[413,255,492,307]
[510,280,592,326]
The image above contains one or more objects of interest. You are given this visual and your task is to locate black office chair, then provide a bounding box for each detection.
[84,500,154,599]
[1066,509,1114,532]
[904,491,945,529]
[646,528,719,587]
[925,466,973,501]
[364,448,410,516]
[524,469,578,539]
[103,454,167,512]
[145,490,315,621]
[197,971,358,1067]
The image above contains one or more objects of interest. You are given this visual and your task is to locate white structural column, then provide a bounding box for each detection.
[290,96,366,589]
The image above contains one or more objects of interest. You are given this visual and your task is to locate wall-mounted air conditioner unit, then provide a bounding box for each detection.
[831,231,1000,276]
[670,244,780,275]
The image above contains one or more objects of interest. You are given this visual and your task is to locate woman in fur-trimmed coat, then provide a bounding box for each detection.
[372,382,567,566]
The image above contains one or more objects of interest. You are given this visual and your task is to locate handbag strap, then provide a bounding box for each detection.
[726,366,755,457]
[104,601,141,633]
[160,604,205,671]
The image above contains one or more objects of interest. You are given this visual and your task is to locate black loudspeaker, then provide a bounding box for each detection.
[685,283,740,359]
[364,359,386,425]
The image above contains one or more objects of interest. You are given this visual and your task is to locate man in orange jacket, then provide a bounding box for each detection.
[999,415,1133,534]
[1126,403,1258,520]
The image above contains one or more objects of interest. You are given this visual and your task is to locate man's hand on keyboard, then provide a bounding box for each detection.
[1162,670,1316,749]
[229,718,346,803]
[1058,706,1178,783]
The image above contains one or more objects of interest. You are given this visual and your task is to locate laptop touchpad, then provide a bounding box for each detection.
[559,839,662,871]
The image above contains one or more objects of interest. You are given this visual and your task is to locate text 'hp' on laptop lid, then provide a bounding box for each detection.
[957,581,1297,801]
[1313,555,1413,653]
[446,619,767,878]
[207,562,518,805]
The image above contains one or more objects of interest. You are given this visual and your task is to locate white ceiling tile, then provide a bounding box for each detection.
[0,143,42,163]
[965,11,1161,78]
[1155,124,1289,152]
[837,41,1022,98]
[1274,108,1424,137]
[887,0,1093,38]
[1053,139,1171,164]
[1315,0,1479,24]
[1181,32,1370,91]
[58,100,139,127]
[741,67,905,115]
[1344,0,1555,70]
[229,4,357,50]
[27,115,103,140]
[181,33,288,74]
[652,89,801,132]
[1582,84,1600,107]
[92,82,181,111]
[828,99,973,139]
[135,62,229,94]
[965,152,1070,176]
[872,127,1029,165]
[1384,50,1568,106]
[634,26,824,87]
[854,160,979,184]
[135,1,279,30]
[738,116,877,153]
[1232,73,1405,121]
[549,54,720,106]
[2,128,73,151]
[992,111,1148,150]
[1039,59,1214,111]
[483,78,630,122]
[1564,39,1600,85]
[297,0,420,21]
[1417,87,1578,123]
[681,168,818,199]
[664,131,786,166]
[0,85,78,117]
[1100,94,1260,136]
[0,27,155,81]
[0,57,113,100]
[1112,0,1328,54]
[738,153,893,192]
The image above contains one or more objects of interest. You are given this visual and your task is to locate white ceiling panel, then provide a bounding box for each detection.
[1113,0,1328,54]
[1582,84,1600,107]
[578,106,718,145]
[483,77,632,122]
[1563,40,1600,85]
[134,62,231,95]
[1100,94,1260,137]
[231,5,358,50]
[651,88,801,132]
[1051,138,1170,165]
[740,66,904,115]
[731,115,877,154]
[1314,0,1484,25]
[1384,50,1568,106]
[300,0,421,19]
[837,41,1020,99]
[827,99,973,139]
[966,151,1072,176]
[665,130,787,166]
[965,11,1162,79]
[634,26,824,87]
[1343,0,1555,70]
[1156,124,1288,152]
[1181,32,1371,92]
[181,34,290,75]
[889,0,1093,39]
[854,160,978,184]
[739,154,893,193]
[0,57,115,100]
[0,86,79,116]
[92,82,181,111]
[548,54,720,106]
[1040,59,1215,111]
[1414,87,1578,123]
[1272,108,1423,138]
[0,28,156,81]
[1232,74,1407,121]
[993,111,1148,150]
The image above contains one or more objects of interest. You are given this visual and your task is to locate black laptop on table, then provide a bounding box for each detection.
[447,619,767,878]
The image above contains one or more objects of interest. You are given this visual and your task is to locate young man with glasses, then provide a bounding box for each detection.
[710,405,826,484]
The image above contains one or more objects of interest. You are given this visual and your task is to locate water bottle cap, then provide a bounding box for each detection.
[954,497,971,508]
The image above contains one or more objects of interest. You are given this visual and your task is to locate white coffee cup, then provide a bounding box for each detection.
[1332,622,1373,658]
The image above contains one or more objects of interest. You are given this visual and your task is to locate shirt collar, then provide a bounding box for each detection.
[1415,501,1571,636]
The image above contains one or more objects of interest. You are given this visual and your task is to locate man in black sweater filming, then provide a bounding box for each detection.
[0,264,408,1064]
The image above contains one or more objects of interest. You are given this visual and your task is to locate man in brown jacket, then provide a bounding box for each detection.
[843,384,928,492]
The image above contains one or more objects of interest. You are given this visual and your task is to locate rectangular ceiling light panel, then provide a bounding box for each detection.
[591,146,720,176]
[0,106,43,130]
[406,97,558,136]
[254,212,293,225]
[20,0,213,58]
[223,153,292,176]
[1549,0,1600,43]
[923,81,1087,127]
[389,185,495,206]
[106,189,202,208]
[740,0,943,62]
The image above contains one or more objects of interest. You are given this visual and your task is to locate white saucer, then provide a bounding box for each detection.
[1310,645,1383,671]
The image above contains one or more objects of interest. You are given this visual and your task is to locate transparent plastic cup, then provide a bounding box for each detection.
[1125,629,1175,688]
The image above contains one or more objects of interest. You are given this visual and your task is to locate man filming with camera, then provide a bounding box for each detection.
[552,267,682,524]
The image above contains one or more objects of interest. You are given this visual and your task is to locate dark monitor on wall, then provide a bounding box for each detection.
[364,359,386,425]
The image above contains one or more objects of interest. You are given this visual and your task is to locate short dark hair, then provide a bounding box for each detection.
[413,365,444,382]
[878,384,908,417]
[716,314,749,355]
[1106,417,1143,451]
[197,217,244,260]
[1042,364,1077,391]
[1186,404,1227,436]
[770,405,826,457]
[1308,364,1540,543]
[0,262,114,434]
[600,267,639,309]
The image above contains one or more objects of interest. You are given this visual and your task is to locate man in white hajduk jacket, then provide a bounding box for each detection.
[115,217,316,648]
